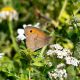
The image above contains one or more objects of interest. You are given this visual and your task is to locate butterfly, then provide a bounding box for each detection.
[24,26,50,51]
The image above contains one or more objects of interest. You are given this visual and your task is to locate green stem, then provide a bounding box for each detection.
[29,69,31,80]
[8,20,18,51]
[58,0,68,20]
[40,45,47,57]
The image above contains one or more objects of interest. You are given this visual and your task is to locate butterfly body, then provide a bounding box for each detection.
[24,26,50,51]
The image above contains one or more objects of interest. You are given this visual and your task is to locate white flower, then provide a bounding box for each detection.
[23,23,40,29]
[56,49,71,59]
[48,62,52,67]
[55,69,67,78]
[17,35,26,41]
[47,44,72,59]
[46,50,54,55]
[50,44,63,50]
[51,73,58,79]
[48,68,67,80]
[0,12,6,20]
[0,6,18,21]
[18,22,40,41]
[47,61,52,67]
[17,29,26,40]
[23,24,32,29]
[65,56,80,66]
[23,24,27,29]
[63,48,72,55]
[57,63,65,68]
[53,50,65,59]
[47,44,80,67]
[34,22,40,28]
[0,53,4,58]
[27,24,32,26]
[17,29,24,35]
[47,49,70,59]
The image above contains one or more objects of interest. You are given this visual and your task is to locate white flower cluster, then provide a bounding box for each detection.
[47,44,72,58]
[0,6,18,22]
[65,56,80,66]
[17,23,40,41]
[48,63,67,80]
[46,44,80,66]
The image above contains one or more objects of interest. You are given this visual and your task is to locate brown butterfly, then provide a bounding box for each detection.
[24,26,50,51]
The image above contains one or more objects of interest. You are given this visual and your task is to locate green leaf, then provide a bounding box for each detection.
[32,61,44,67]
[74,42,80,59]
[67,66,76,80]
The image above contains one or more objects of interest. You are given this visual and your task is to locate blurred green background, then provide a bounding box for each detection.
[0,0,80,80]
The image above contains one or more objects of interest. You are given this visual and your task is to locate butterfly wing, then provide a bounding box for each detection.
[24,26,50,51]
[26,33,38,51]
[34,35,50,51]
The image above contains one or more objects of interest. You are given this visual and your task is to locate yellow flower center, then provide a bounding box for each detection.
[1,6,14,11]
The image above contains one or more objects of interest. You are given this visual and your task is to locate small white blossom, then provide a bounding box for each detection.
[17,29,24,35]
[63,48,72,55]
[47,61,52,67]
[17,29,26,40]
[34,22,40,28]
[65,56,80,66]
[48,68,67,80]
[55,49,71,59]
[53,50,66,59]
[27,24,32,26]
[23,23,40,29]
[55,69,67,78]
[57,63,65,68]
[0,53,4,58]
[23,24,27,29]
[23,24,32,29]
[17,35,26,41]
[46,50,54,55]
[50,44,63,50]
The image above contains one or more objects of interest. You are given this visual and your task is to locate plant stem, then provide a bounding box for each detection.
[8,20,18,51]
[58,0,68,20]
[40,45,47,57]
[29,69,31,80]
